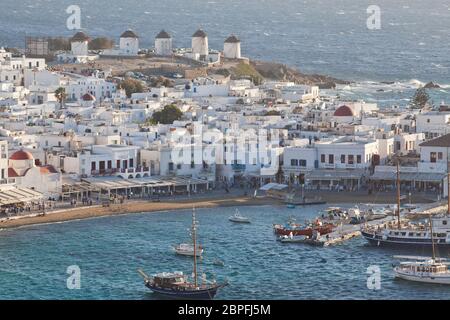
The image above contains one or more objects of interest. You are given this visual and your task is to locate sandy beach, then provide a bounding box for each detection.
[0,195,276,229]
[0,190,437,230]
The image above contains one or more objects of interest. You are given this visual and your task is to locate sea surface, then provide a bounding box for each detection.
[1,0,450,105]
[1,204,450,300]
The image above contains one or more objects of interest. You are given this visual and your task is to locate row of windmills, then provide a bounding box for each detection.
[62,28,242,64]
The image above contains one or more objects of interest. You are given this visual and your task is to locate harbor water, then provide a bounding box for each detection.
[1,205,450,300]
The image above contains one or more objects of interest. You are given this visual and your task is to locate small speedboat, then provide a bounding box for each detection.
[174,243,203,257]
[278,234,307,243]
[212,259,225,267]
[229,209,250,223]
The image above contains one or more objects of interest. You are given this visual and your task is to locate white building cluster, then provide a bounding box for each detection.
[1,35,450,213]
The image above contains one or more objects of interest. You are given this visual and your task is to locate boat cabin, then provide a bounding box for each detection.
[153,273,186,287]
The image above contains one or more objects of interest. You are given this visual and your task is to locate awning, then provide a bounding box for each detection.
[0,186,43,206]
[305,170,365,181]
[259,183,288,191]
[370,172,445,182]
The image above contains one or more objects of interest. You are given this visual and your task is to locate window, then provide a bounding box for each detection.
[129,159,134,168]
[443,220,448,225]
[91,162,96,171]
[291,159,298,166]
[438,152,443,160]
[116,160,121,168]
[357,155,362,164]
[321,154,325,163]
[299,160,307,167]
[348,155,354,165]
[329,154,334,164]
[107,160,112,169]
[430,152,437,163]
[341,155,345,164]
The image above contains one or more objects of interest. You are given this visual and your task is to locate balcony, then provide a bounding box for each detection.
[117,166,151,178]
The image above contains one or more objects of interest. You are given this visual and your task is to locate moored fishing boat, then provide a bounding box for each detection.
[273,218,334,237]
[361,162,450,248]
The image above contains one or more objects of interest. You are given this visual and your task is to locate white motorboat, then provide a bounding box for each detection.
[393,215,450,285]
[278,233,307,243]
[174,243,203,257]
[229,209,250,223]
[393,258,450,285]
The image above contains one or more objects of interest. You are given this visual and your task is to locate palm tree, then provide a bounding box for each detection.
[54,87,67,110]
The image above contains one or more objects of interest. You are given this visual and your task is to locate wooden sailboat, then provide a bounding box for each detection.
[138,208,228,299]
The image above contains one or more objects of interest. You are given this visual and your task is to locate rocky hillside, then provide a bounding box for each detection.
[250,60,350,88]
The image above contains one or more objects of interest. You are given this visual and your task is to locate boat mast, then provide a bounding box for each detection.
[429,214,436,261]
[396,161,401,229]
[192,207,198,288]
[447,155,450,215]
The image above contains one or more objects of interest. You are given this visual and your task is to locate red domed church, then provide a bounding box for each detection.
[8,150,61,196]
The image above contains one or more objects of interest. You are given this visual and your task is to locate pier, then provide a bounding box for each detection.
[294,216,401,247]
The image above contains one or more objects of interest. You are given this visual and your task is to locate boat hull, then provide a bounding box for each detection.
[274,225,333,237]
[229,218,250,223]
[175,249,203,257]
[361,230,450,248]
[394,269,450,285]
[145,283,223,300]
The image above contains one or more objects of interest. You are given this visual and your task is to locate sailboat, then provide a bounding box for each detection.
[393,215,450,284]
[361,162,450,247]
[138,208,228,299]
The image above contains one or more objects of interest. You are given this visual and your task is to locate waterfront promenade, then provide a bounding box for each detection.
[0,188,440,230]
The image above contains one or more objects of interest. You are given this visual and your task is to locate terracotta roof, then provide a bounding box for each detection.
[71,31,90,42]
[334,105,354,117]
[225,35,240,43]
[156,30,171,39]
[82,93,96,101]
[420,133,450,147]
[120,30,139,38]
[8,167,19,177]
[39,165,58,174]
[192,29,207,38]
[10,150,34,160]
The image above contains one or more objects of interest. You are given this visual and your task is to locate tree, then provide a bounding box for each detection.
[89,37,114,50]
[149,104,183,124]
[54,87,67,109]
[411,86,430,109]
[120,78,144,98]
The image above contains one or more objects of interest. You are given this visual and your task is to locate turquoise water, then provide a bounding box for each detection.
[1,204,450,300]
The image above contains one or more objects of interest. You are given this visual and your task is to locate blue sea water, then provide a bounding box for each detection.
[1,205,450,300]
[1,0,449,84]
